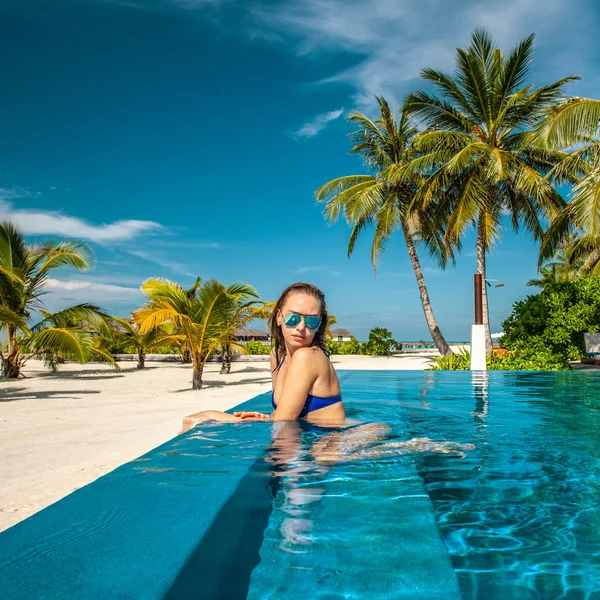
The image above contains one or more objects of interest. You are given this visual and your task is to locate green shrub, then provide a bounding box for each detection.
[502,276,600,363]
[363,327,396,356]
[430,347,568,370]
[338,337,363,355]
[429,348,470,370]
[325,339,343,355]
[245,340,271,355]
[152,345,181,355]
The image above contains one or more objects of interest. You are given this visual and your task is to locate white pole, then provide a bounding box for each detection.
[470,324,487,370]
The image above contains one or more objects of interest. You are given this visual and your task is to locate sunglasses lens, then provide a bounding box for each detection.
[304,316,321,330]
[284,313,301,327]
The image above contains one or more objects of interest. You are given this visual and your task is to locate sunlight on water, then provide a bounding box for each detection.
[1,371,599,600]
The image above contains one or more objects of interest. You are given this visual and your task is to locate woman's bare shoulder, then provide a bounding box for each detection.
[290,346,330,368]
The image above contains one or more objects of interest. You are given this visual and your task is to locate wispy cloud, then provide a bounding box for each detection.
[127,249,197,277]
[156,240,223,249]
[250,0,595,108]
[96,0,597,109]
[294,107,344,138]
[0,187,31,201]
[296,266,330,273]
[0,197,161,243]
[45,278,143,301]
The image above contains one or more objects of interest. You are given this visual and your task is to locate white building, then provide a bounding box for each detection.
[331,328,354,342]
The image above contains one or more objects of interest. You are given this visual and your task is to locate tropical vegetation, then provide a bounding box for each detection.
[501,276,600,364]
[106,318,175,369]
[316,98,453,356]
[536,98,600,277]
[404,29,575,353]
[132,277,261,389]
[6,28,600,379]
[0,222,115,379]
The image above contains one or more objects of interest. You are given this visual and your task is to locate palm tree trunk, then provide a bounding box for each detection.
[180,342,192,364]
[476,217,493,355]
[137,348,145,369]
[192,352,204,390]
[220,345,231,374]
[2,326,21,379]
[401,220,452,356]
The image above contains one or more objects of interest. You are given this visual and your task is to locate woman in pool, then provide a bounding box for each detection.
[178,282,474,460]
[179,282,345,433]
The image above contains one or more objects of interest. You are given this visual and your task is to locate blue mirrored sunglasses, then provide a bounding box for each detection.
[283,312,322,330]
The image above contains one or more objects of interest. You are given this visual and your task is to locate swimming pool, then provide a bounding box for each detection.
[0,370,599,599]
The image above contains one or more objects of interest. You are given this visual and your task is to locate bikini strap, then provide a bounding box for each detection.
[273,353,286,374]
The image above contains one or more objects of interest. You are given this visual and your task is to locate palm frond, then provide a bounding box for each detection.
[38,241,93,273]
[536,98,600,148]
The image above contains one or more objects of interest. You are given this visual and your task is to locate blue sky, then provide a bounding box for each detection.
[0,0,598,341]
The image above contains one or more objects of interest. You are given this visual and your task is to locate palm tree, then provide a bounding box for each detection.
[133,277,259,389]
[217,301,270,375]
[0,221,115,378]
[109,317,174,369]
[527,233,586,288]
[325,313,338,339]
[536,98,600,275]
[405,29,575,352]
[316,98,453,356]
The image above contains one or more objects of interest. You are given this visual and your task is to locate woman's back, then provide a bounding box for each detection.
[271,346,345,422]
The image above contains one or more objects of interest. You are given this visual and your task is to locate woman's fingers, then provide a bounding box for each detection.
[233,411,270,419]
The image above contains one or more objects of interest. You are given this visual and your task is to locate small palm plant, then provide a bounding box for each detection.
[0,221,115,378]
[109,317,175,369]
[133,277,259,389]
[216,301,270,374]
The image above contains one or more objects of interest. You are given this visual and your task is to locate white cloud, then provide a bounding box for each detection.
[296,266,330,273]
[250,0,596,109]
[98,0,598,109]
[45,278,143,302]
[0,187,30,201]
[0,198,161,243]
[294,107,344,138]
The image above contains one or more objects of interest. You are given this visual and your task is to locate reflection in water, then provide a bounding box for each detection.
[471,370,489,422]
[268,420,476,555]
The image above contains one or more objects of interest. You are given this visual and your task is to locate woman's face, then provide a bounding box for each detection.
[277,292,322,351]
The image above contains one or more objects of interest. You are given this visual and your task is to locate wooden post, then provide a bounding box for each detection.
[474,274,483,325]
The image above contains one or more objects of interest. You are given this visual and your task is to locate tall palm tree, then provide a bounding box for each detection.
[316,98,453,356]
[133,277,258,389]
[0,221,115,378]
[405,29,575,352]
[536,98,600,275]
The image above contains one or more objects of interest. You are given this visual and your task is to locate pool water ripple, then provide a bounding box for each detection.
[1,371,599,599]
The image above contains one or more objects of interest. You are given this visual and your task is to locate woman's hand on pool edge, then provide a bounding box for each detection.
[233,411,271,420]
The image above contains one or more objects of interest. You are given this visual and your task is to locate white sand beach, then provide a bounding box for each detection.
[0,353,439,532]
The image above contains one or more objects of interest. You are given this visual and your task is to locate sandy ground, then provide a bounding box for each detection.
[0,353,438,532]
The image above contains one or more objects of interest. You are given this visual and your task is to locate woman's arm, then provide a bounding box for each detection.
[271,347,319,421]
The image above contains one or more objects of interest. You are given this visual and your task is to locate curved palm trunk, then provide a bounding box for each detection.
[220,344,231,375]
[137,348,145,369]
[476,217,493,355]
[1,355,21,379]
[2,326,21,379]
[180,343,192,364]
[401,221,452,356]
[192,351,204,390]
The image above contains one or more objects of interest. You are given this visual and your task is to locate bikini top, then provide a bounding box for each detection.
[272,353,342,418]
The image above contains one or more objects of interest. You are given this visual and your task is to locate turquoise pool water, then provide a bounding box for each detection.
[0,371,599,599]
